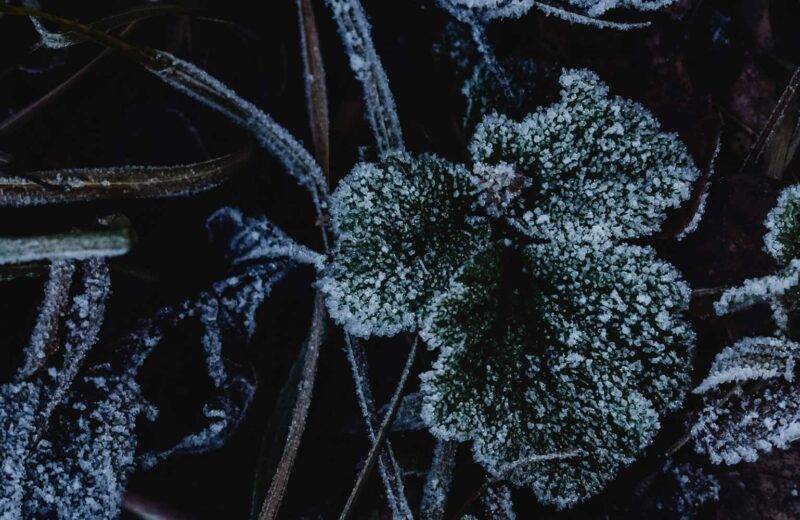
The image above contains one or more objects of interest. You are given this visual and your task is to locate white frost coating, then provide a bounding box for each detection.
[764,184,800,266]
[471,69,700,242]
[343,335,414,519]
[320,152,490,338]
[421,240,694,508]
[441,0,656,29]
[677,135,720,241]
[693,337,800,395]
[325,0,404,156]
[420,439,458,520]
[483,484,516,519]
[714,259,800,334]
[0,230,131,265]
[471,162,532,217]
[17,260,77,379]
[209,207,325,271]
[147,50,329,214]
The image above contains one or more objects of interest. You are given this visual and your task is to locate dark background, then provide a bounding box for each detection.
[1,1,800,518]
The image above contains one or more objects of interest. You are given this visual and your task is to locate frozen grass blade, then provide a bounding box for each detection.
[0,223,133,265]
[0,148,250,207]
[533,2,649,29]
[325,0,404,156]
[344,335,414,518]
[258,291,326,520]
[16,260,77,380]
[339,337,418,520]
[27,3,188,49]
[421,440,458,520]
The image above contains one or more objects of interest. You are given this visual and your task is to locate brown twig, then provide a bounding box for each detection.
[338,337,420,520]
[258,291,326,520]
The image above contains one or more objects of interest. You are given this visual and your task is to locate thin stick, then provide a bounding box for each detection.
[339,337,419,520]
[258,291,326,520]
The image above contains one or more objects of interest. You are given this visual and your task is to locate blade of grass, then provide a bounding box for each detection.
[297,0,330,181]
[0,217,134,265]
[257,291,326,520]
[344,335,414,518]
[339,336,419,520]
[0,146,251,207]
[421,440,458,520]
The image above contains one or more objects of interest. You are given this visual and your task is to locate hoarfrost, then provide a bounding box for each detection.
[764,184,800,266]
[483,484,516,519]
[420,439,458,520]
[325,0,404,156]
[670,462,720,519]
[320,152,490,338]
[470,69,700,242]
[147,50,329,214]
[420,240,694,508]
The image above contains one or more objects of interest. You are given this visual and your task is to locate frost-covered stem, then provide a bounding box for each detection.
[148,50,329,217]
[533,2,649,30]
[451,450,581,519]
[325,0,405,156]
[16,259,76,380]
[344,335,414,518]
[259,291,326,520]
[339,337,419,520]
[0,228,131,264]
[34,259,111,442]
[421,439,458,520]
[436,1,514,100]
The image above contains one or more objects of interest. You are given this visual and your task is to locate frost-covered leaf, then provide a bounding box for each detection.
[764,184,800,267]
[482,484,516,519]
[420,239,694,508]
[714,259,800,335]
[208,207,325,270]
[692,337,800,465]
[670,462,720,519]
[320,152,490,338]
[0,224,132,264]
[470,69,700,241]
[694,337,799,394]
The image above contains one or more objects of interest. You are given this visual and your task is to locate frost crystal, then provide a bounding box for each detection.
[420,240,694,508]
[670,463,720,519]
[320,152,490,337]
[470,69,700,241]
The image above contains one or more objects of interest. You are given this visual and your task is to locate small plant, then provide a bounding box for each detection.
[693,185,800,466]
[324,68,699,507]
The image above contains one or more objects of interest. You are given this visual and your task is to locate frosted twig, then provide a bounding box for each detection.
[258,291,326,520]
[16,260,77,380]
[421,439,458,520]
[0,149,251,207]
[339,337,419,520]
[533,2,650,30]
[325,0,404,156]
[344,335,414,518]
[0,227,132,265]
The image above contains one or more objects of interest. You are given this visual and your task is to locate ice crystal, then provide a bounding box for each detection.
[483,484,516,519]
[320,152,490,338]
[692,338,800,465]
[421,240,694,508]
[470,69,700,241]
